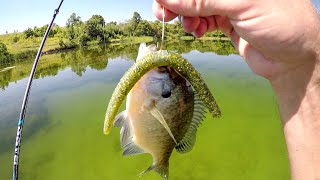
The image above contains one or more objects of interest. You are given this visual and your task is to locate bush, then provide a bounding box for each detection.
[0,42,13,64]
[11,35,20,43]
[13,49,37,61]
[24,28,35,38]
[79,34,90,46]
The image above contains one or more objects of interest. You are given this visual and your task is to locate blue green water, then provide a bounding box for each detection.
[0,41,289,179]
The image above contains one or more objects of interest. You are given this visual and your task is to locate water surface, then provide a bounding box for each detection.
[0,41,289,180]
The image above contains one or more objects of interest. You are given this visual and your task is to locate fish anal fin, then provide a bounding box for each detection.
[149,106,178,145]
[123,141,145,156]
[114,111,146,156]
[114,111,126,127]
[139,162,169,180]
[114,111,133,148]
[176,93,206,154]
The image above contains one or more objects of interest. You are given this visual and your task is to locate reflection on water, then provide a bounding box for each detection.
[0,40,289,180]
[0,40,236,90]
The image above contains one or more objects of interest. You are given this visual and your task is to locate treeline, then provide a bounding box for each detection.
[57,12,190,47]
[21,12,225,47]
[0,12,226,64]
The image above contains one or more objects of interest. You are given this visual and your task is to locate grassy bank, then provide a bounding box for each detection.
[0,35,61,53]
[1,33,153,54]
[0,33,154,64]
[0,31,230,65]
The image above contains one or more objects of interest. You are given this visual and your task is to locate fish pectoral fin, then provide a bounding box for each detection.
[123,141,145,156]
[149,106,177,145]
[175,93,206,154]
[114,111,132,147]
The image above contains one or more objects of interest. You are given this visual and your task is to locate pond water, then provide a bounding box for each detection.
[0,40,290,180]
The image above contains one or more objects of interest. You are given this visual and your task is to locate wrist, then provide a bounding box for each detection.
[270,54,320,122]
[270,19,320,110]
[270,38,320,179]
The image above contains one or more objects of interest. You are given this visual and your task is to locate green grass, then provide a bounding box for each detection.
[0,33,61,53]
[0,33,153,56]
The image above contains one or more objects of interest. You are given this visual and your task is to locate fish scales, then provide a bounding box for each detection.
[104,52,221,135]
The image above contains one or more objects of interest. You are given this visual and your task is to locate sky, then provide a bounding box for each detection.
[0,0,156,34]
[0,0,319,35]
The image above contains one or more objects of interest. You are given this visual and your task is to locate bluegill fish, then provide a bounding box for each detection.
[104,43,220,179]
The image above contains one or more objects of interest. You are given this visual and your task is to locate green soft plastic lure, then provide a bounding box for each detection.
[103,50,221,135]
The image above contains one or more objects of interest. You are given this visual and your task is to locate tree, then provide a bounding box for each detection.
[0,42,13,64]
[105,22,124,39]
[118,22,132,36]
[62,13,84,45]
[85,15,105,40]
[151,20,162,38]
[134,20,155,36]
[128,12,142,36]
[0,68,12,90]
[172,20,187,37]
[66,13,82,27]
[50,26,60,37]
[34,25,48,37]
[23,28,35,38]
[131,12,141,29]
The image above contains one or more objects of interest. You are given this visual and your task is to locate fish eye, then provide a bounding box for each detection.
[161,90,171,98]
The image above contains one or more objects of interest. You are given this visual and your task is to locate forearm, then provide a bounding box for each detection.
[271,52,320,179]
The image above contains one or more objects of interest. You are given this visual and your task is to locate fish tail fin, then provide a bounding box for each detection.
[139,161,169,180]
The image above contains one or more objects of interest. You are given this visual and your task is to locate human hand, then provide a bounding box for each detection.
[152,0,320,82]
[153,2,320,179]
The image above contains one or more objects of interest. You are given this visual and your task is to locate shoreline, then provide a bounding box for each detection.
[1,36,230,65]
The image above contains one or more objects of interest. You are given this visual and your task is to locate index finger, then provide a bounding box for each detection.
[154,0,248,19]
[152,1,179,21]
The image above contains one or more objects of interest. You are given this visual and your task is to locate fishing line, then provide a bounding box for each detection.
[12,0,64,179]
[160,7,165,50]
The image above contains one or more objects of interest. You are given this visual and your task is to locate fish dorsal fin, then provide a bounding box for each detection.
[149,106,178,145]
[114,111,132,148]
[136,43,157,62]
[175,93,206,154]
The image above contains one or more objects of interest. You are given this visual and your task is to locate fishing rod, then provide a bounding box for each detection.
[12,0,64,179]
